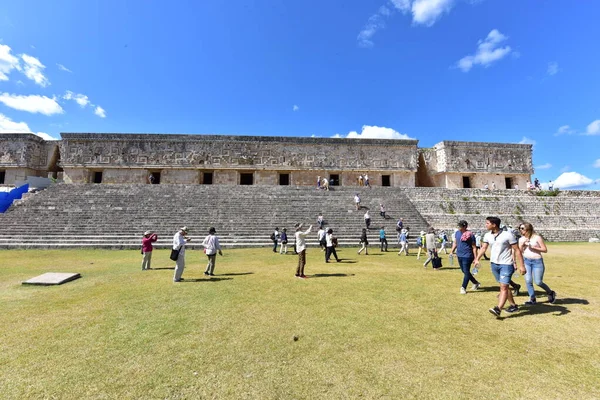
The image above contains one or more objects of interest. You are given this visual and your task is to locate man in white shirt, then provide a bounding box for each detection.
[173,226,191,282]
[354,194,361,210]
[474,217,526,317]
[202,227,223,276]
[294,223,312,278]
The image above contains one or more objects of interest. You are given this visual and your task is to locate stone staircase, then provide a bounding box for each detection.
[0,184,429,249]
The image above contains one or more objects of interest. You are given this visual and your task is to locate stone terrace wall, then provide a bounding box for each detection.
[404,188,600,241]
[0,134,58,184]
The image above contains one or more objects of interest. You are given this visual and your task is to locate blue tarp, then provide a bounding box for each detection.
[0,184,29,213]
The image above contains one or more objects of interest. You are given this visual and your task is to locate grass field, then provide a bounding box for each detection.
[1,244,599,399]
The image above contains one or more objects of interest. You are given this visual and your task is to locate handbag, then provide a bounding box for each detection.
[170,248,180,261]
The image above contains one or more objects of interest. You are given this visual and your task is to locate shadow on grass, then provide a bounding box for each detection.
[506,303,571,318]
[219,272,254,276]
[178,277,233,283]
[152,267,175,270]
[310,273,356,278]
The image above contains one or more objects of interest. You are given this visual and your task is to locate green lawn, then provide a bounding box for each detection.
[1,244,599,399]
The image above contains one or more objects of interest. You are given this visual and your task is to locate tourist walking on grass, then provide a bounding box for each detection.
[379,226,388,252]
[450,220,480,295]
[423,227,438,268]
[358,228,369,255]
[141,230,158,270]
[202,227,223,276]
[518,223,556,305]
[364,210,371,229]
[438,231,449,254]
[474,217,526,318]
[279,228,289,254]
[398,228,409,255]
[295,223,312,278]
[173,227,191,282]
[416,230,426,260]
[317,226,327,251]
[325,228,341,263]
[271,227,280,252]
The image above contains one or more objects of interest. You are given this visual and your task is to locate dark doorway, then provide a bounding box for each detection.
[149,172,161,184]
[505,177,512,189]
[93,171,103,184]
[382,175,391,187]
[462,176,471,188]
[329,174,339,186]
[240,173,253,185]
[0,170,5,184]
[203,172,213,185]
[279,173,290,185]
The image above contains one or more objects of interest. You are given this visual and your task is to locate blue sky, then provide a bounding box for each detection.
[1,0,599,189]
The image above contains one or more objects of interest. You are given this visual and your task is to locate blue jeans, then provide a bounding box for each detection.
[490,263,514,285]
[524,257,552,298]
[458,256,478,289]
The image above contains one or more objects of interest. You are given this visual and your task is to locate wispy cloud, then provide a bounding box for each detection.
[554,124,576,136]
[333,125,414,140]
[554,171,599,189]
[357,12,387,48]
[63,90,90,107]
[547,61,559,76]
[0,92,63,115]
[57,63,72,73]
[584,119,600,136]
[456,29,512,72]
[0,112,57,140]
[292,105,299,112]
[518,136,536,145]
[0,44,20,81]
[20,54,50,87]
[535,163,552,170]
[94,106,106,118]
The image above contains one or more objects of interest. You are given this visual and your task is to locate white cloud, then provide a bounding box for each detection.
[518,136,536,145]
[593,159,600,168]
[547,62,559,76]
[411,0,455,27]
[456,29,512,72]
[94,106,106,118]
[0,44,20,81]
[390,0,411,13]
[57,63,72,73]
[535,163,552,170]
[336,125,414,140]
[357,13,387,48]
[63,90,90,107]
[555,125,576,136]
[584,119,600,136]
[0,93,64,115]
[554,171,598,189]
[0,113,58,140]
[20,54,50,87]
[292,105,299,112]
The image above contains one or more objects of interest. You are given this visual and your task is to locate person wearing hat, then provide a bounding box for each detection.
[416,230,427,260]
[141,230,158,270]
[450,220,480,295]
[423,227,438,268]
[173,226,191,282]
[202,227,223,276]
[294,223,312,278]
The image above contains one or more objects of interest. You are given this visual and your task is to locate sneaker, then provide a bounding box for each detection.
[524,298,537,305]
[548,291,556,304]
[506,304,519,313]
[209,273,215,276]
[460,287,467,295]
[336,259,341,262]
[489,306,501,317]
[471,283,481,291]
[203,272,210,276]
[300,275,307,279]
[294,274,300,277]
[512,284,521,296]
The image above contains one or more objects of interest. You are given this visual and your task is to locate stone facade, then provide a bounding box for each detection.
[0,133,533,188]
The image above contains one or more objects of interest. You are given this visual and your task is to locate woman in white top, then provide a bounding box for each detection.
[518,223,556,305]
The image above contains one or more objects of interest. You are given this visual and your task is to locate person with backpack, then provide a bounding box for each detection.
[271,227,280,252]
[358,228,369,255]
[279,228,289,254]
[438,230,449,254]
[423,227,440,269]
[416,230,426,260]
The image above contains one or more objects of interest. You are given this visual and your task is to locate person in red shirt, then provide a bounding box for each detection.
[141,230,158,270]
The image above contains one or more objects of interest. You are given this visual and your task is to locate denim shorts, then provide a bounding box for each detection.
[490,262,515,284]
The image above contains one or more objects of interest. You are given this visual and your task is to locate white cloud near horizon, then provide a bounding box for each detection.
[57,63,72,73]
[334,125,414,140]
[554,171,599,189]
[0,44,21,81]
[0,93,63,115]
[518,136,536,145]
[584,119,600,135]
[63,90,90,107]
[547,62,559,76]
[456,29,512,72]
[555,124,575,136]
[20,54,50,87]
[0,113,58,140]
[293,105,299,111]
[94,106,106,118]
[535,163,552,170]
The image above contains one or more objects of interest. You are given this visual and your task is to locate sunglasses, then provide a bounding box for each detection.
[519,226,526,230]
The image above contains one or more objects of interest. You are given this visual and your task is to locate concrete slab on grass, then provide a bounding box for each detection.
[22,272,81,286]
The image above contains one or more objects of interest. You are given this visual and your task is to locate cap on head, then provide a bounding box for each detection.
[209,227,216,234]
[144,230,152,236]
[457,220,468,228]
